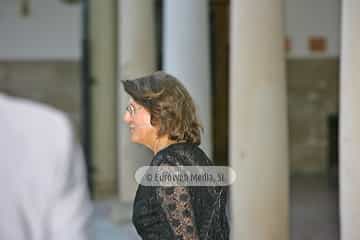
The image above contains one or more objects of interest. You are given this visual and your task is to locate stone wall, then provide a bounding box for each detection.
[287,58,339,174]
[0,61,81,135]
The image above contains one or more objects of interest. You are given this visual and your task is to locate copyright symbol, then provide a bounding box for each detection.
[146,174,153,181]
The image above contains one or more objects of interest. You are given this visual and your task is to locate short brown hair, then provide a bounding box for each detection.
[122,71,203,145]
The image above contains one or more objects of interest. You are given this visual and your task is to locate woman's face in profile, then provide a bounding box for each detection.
[123,99,158,146]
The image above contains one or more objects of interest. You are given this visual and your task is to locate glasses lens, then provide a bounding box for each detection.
[126,105,134,115]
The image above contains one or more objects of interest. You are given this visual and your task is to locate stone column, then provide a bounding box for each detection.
[89,0,118,198]
[229,0,289,239]
[163,0,213,157]
[339,0,360,239]
[118,0,156,201]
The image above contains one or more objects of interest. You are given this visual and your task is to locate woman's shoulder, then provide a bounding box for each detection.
[151,142,213,166]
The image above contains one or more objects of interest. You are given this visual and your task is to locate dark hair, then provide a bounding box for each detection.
[122,71,203,145]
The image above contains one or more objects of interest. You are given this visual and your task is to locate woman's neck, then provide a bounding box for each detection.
[151,136,177,155]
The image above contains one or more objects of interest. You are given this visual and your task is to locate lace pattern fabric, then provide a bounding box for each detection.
[132,143,229,240]
[158,183,199,240]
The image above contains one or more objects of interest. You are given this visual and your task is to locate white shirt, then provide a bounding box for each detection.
[0,94,92,240]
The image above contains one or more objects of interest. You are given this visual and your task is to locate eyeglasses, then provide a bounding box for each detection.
[126,104,142,116]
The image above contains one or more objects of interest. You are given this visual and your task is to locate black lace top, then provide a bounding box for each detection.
[132,143,229,240]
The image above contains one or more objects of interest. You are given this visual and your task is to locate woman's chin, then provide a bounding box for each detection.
[130,135,141,144]
[130,136,137,143]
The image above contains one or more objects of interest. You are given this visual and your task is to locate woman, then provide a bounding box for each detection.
[123,71,229,240]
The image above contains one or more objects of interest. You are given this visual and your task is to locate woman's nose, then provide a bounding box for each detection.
[123,111,131,124]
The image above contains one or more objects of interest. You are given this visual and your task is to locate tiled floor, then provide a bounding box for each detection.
[93,199,140,240]
[94,175,339,240]
[290,175,339,240]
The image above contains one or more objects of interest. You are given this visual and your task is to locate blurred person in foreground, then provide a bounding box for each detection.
[0,93,92,240]
[122,71,229,240]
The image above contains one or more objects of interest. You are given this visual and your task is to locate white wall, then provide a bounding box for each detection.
[0,0,341,60]
[285,0,341,58]
[0,0,81,60]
